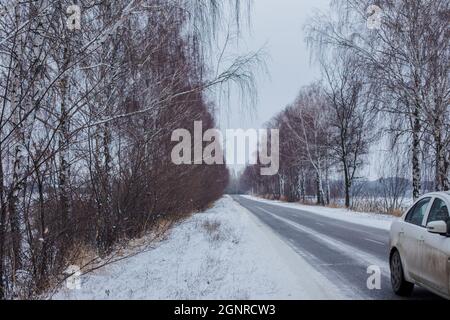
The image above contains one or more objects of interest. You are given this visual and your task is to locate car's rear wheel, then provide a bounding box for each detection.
[390,250,414,297]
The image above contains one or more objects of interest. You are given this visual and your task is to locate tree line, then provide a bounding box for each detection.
[240,0,449,212]
[0,0,255,299]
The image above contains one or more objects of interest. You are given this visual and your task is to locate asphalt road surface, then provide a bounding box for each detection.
[232,195,442,300]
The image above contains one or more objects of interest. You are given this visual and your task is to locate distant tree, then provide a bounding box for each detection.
[320,53,377,208]
[305,0,450,199]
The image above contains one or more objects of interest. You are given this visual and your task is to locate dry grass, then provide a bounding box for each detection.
[327,203,345,209]
[202,220,223,242]
[202,220,221,233]
[153,217,176,237]
[389,208,404,217]
[70,244,98,269]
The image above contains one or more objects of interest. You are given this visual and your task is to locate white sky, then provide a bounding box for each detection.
[214,0,385,180]
[217,0,330,131]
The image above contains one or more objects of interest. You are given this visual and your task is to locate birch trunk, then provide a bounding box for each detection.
[412,105,422,200]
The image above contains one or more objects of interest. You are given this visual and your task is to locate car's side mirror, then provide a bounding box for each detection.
[427,221,448,236]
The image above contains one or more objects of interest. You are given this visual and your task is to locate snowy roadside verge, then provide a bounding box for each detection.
[242,195,398,231]
[54,195,341,300]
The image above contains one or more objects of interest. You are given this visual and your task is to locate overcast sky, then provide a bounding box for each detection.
[215,0,384,180]
[217,0,330,130]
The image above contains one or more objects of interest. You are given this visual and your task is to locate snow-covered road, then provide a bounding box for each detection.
[233,195,442,300]
[54,196,341,300]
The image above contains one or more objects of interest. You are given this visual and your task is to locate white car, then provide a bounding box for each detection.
[389,191,450,299]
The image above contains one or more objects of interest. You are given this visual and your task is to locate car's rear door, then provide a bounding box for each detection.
[421,197,450,296]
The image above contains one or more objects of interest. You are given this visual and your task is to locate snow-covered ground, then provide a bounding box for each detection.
[242,195,399,231]
[54,196,342,300]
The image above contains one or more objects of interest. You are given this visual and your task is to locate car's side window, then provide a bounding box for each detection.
[427,198,449,224]
[405,197,431,227]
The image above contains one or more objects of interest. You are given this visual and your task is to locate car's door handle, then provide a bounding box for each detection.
[399,231,405,237]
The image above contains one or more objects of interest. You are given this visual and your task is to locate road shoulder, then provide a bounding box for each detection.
[54,195,342,299]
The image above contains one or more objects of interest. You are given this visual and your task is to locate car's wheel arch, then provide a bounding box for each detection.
[389,247,400,261]
[390,247,412,283]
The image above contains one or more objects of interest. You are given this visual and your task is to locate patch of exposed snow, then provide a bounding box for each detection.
[54,196,342,300]
[242,195,398,231]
